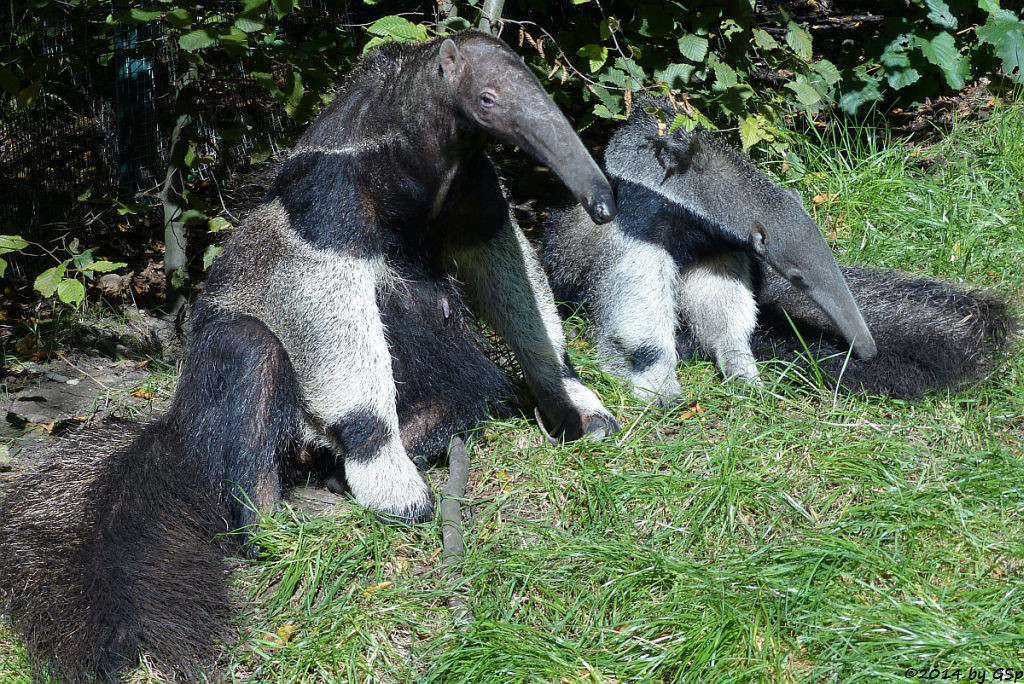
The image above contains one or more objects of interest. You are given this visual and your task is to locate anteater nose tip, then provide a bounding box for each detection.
[589,197,617,225]
[854,336,878,361]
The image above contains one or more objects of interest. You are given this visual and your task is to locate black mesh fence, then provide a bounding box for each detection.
[0,11,301,238]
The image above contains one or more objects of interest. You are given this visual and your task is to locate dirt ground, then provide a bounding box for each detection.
[1,305,180,482]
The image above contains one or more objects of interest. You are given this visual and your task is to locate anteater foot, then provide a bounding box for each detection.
[537,405,620,442]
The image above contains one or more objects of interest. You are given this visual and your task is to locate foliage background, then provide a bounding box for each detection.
[2,0,1023,311]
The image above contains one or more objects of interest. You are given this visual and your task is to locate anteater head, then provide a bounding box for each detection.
[747,188,877,361]
[438,33,616,224]
[607,99,876,360]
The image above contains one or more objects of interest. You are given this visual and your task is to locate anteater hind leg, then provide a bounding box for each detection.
[676,252,761,386]
[449,218,619,440]
[169,311,301,534]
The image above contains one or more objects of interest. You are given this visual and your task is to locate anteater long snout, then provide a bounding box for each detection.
[507,91,617,225]
[768,227,877,361]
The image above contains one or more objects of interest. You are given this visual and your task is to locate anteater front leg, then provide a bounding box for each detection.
[448,219,619,441]
[588,236,685,408]
[676,252,761,387]
[285,256,435,524]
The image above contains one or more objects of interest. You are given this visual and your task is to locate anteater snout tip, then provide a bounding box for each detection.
[854,336,878,361]
[587,194,617,224]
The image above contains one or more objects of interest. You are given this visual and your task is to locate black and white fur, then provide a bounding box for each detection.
[0,32,619,682]
[542,98,1014,404]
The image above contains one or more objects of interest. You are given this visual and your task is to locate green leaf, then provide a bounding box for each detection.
[977,10,1024,82]
[181,209,208,225]
[712,61,738,89]
[667,113,694,133]
[979,0,1000,12]
[785,80,821,105]
[208,217,233,232]
[591,103,624,120]
[128,7,161,22]
[179,29,217,52]
[739,116,763,150]
[677,34,708,62]
[80,260,126,273]
[366,16,428,43]
[887,67,922,89]
[655,63,694,89]
[0,235,29,256]
[273,0,294,16]
[924,0,957,29]
[71,246,97,270]
[234,15,265,33]
[812,59,841,86]
[218,25,249,50]
[0,257,7,279]
[915,32,969,89]
[839,70,884,114]
[17,81,41,109]
[252,70,283,98]
[613,57,646,89]
[250,143,272,164]
[753,28,779,51]
[34,263,67,298]
[576,44,608,73]
[786,22,813,60]
[56,279,85,306]
[165,8,193,28]
[203,244,223,271]
[170,268,187,290]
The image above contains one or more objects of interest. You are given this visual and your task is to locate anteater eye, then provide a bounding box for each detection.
[479,90,497,108]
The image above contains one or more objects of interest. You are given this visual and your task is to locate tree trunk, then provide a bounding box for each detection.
[478,0,505,34]
[160,80,195,318]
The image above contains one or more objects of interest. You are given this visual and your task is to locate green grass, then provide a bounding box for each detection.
[3,105,1023,683]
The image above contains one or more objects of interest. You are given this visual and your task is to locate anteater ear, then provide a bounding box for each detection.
[439,39,463,87]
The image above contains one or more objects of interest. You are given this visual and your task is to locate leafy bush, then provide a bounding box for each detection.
[2,0,1021,309]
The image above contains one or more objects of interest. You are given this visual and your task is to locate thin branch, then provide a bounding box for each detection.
[440,435,474,626]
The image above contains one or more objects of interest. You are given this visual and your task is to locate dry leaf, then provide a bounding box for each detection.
[130,386,155,400]
[263,623,299,645]
[363,581,394,595]
[812,193,838,205]
[678,401,706,420]
[15,334,36,355]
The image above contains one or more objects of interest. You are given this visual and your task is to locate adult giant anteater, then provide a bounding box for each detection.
[542,97,1015,406]
[0,31,619,682]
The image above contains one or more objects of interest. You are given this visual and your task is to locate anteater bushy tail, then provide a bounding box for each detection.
[0,310,302,682]
[755,266,1018,398]
[0,422,234,683]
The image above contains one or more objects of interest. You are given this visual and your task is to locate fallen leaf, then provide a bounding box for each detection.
[363,581,394,595]
[263,622,300,645]
[678,401,706,420]
[15,334,36,354]
[130,386,155,400]
[812,193,838,205]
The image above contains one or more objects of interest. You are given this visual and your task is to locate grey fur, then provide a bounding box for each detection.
[543,97,1015,403]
